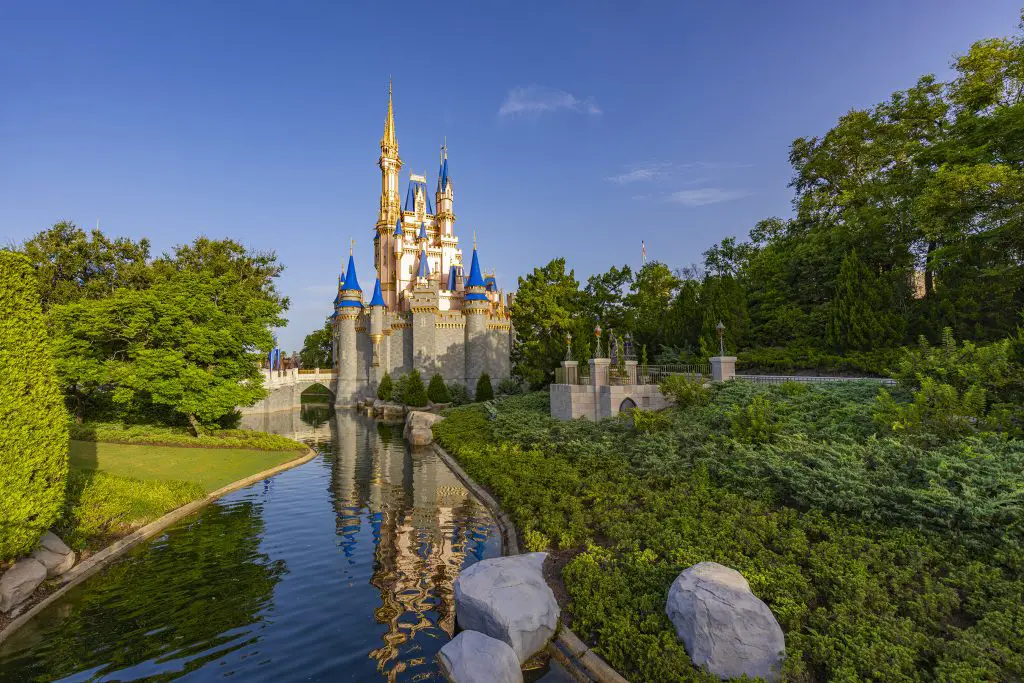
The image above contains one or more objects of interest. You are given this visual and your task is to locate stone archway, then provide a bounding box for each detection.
[619,397,638,413]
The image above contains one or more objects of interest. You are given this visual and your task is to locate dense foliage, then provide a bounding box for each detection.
[377,372,394,401]
[0,251,70,561]
[510,17,1024,383]
[427,373,452,403]
[434,384,1024,681]
[68,422,306,451]
[299,318,333,369]
[19,225,288,430]
[395,370,428,407]
[474,372,494,401]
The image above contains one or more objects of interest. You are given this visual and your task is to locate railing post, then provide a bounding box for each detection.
[625,360,637,385]
[590,357,610,387]
[710,356,736,382]
[561,360,578,385]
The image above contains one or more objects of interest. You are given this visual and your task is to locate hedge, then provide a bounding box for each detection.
[0,251,70,560]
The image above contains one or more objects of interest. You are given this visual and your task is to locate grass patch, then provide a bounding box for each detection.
[68,421,306,451]
[433,389,1024,682]
[55,470,205,550]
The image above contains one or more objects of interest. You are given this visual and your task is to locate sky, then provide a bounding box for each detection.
[1,1,1020,350]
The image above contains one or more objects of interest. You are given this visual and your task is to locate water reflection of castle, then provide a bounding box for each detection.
[330,411,495,681]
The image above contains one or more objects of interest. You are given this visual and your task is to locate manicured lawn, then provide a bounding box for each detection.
[69,440,303,493]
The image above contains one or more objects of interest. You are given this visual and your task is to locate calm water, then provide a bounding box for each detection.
[0,406,503,682]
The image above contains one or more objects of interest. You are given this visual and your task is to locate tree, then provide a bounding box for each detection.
[826,250,905,352]
[300,318,333,369]
[377,372,394,401]
[0,251,69,560]
[624,261,679,354]
[475,373,494,401]
[582,265,633,333]
[21,221,152,311]
[401,370,428,407]
[427,373,452,403]
[510,258,583,388]
[50,238,287,431]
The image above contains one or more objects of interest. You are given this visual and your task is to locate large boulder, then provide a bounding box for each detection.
[666,562,785,682]
[437,630,523,683]
[404,410,444,447]
[454,553,559,664]
[0,557,47,613]
[32,531,75,578]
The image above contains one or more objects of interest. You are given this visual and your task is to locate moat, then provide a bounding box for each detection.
[0,407,503,681]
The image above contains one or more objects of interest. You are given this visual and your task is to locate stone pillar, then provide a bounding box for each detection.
[710,356,736,382]
[625,360,638,385]
[561,360,578,385]
[335,312,360,406]
[589,358,610,387]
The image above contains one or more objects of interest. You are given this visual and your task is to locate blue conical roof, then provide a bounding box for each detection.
[368,278,386,307]
[438,157,449,192]
[341,253,361,291]
[418,222,428,241]
[393,217,403,237]
[417,249,431,278]
[466,248,485,288]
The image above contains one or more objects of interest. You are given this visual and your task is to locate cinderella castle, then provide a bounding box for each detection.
[330,83,512,406]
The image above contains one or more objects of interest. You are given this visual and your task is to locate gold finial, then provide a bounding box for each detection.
[350,238,355,256]
[443,135,447,159]
[473,231,477,250]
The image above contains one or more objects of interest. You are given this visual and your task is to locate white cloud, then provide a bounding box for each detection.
[605,163,672,184]
[669,188,749,206]
[498,85,601,117]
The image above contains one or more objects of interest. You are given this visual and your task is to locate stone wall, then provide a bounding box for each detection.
[550,383,671,421]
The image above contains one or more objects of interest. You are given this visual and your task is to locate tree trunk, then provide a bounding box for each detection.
[924,240,936,296]
[187,413,201,437]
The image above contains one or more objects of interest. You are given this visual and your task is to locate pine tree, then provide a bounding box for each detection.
[475,373,494,401]
[427,373,451,403]
[827,249,905,352]
[402,370,429,407]
[377,372,393,401]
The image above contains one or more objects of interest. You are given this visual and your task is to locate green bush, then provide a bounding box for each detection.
[447,382,470,406]
[630,408,672,433]
[401,369,429,407]
[427,373,452,403]
[658,373,709,408]
[55,469,204,549]
[475,373,494,401]
[377,372,394,401]
[67,421,305,451]
[433,384,1024,681]
[496,377,525,396]
[0,251,70,560]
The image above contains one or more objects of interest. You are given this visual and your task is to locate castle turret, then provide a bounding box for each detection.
[463,242,490,395]
[336,251,364,406]
[378,80,401,228]
[367,277,387,385]
[435,141,454,239]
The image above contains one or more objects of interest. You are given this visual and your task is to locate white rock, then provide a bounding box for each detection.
[454,553,559,664]
[32,547,75,578]
[39,531,71,556]
[437,630,523,683]
[665,562,785,682]
[0,558,47,613]
[404,410,444,446]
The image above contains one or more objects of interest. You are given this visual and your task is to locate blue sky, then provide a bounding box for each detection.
[1,1,1020,350]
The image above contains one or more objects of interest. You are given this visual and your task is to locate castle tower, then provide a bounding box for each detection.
[435,142,457,287]
[463,242,490,395]
[336,251,364,405]
[376,81,403,309]
[367,277,387,387]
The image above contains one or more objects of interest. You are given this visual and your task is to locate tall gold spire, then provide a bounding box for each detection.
[381,78,397,154]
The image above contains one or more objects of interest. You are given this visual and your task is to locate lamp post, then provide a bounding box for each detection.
[716,321,726,356]
[565,331,573,361]
[594,323,603,358]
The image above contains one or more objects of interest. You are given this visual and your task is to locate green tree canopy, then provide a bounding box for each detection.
[300,318,333,369]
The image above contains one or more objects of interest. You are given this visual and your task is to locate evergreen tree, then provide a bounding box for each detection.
[427,373,451,403]
[402,370,429,407]
[827,250,905,351]
[377,372,393,401]
[0,251,70,560]
[475,373,494,401]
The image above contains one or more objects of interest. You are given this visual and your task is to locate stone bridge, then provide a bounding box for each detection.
[241,368,337,414]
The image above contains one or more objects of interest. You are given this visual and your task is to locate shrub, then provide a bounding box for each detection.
[427,373,451,404]
[659,373,709,408]
[0,251,70,560]
[401,369,429,407]
[729,394,779,443]
[447,382,470,406]
[496,377,525,396]
[475,373,494,401]
[630,408,672,433]
[377,372,394,401]
[55,469,204,549]
[67,421,305,450]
